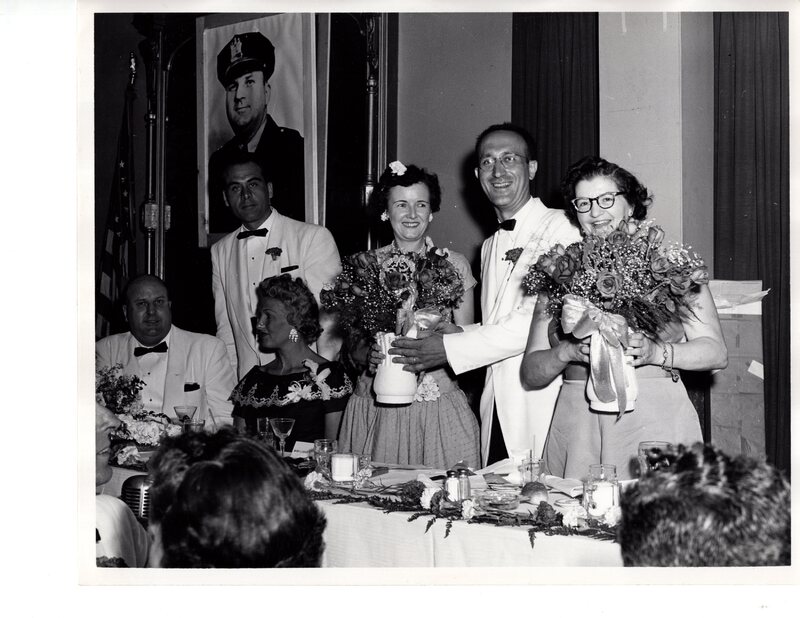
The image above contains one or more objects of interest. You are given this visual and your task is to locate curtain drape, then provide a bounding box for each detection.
[714,12,789,475]
[511,13,598,208]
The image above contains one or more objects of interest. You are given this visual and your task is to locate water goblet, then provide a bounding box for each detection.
[637,441,673,478]
[269,417,295,457]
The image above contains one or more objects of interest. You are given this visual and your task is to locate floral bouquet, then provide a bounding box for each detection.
[522,220,708,417]
[321,238,465,345]
[96,364,180,466]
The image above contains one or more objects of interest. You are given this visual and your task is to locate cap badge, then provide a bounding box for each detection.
[230,36,243,62]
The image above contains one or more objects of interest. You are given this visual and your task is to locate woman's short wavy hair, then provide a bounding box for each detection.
[369,163,442,218]
[560,156,652,228]
[149,427,326,568]
[619,442,791,566]
[257,274,322,344]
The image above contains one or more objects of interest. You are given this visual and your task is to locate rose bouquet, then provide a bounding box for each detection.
[522,220,708,416]
[321,238,465,344]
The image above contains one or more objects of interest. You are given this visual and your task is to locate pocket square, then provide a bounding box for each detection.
[281,265,299,273]
[184,382,200,392]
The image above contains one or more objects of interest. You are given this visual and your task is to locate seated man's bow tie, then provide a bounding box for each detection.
[134,341,168,357]
[237,228,268,239]
[498,219,516,231]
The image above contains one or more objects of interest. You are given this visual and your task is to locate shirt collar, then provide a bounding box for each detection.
[245,114,268,152]
[237,210,274,236]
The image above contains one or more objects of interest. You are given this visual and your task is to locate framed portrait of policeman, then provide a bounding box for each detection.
[198,13,320,246]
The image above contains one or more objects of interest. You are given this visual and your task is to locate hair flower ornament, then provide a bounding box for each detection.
[389,160,407,176]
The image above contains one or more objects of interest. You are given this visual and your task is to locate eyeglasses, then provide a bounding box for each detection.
[478,153,526,171]
[571,191,625,213]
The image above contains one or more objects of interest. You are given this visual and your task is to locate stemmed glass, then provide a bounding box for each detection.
[269,417,295,457]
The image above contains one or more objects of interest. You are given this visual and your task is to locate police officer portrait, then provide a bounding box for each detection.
[203,14,310,238]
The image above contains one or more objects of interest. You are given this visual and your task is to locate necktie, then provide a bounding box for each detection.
[134,341,168,357]
[498,219,516,231]
[237,228,268,240]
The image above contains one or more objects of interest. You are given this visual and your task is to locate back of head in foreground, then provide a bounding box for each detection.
[148,427,326,568]
[619,442,790,566]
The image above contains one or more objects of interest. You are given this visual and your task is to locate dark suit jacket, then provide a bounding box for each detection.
[208,115,305,233]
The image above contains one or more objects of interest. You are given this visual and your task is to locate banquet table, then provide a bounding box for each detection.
[101,464,624,568]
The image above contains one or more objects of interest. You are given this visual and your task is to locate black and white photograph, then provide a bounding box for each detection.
[4,0,797,611]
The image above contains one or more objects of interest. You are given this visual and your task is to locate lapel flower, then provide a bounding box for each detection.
[265,247,282,260]
[388,160,406,176]
[504,247,524,265]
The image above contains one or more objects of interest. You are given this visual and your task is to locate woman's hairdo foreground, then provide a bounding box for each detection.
[257,274,323,344]
[369,163,442,217]
[149,427,326,568]
[560,155,652,228]
[619,442,790,566]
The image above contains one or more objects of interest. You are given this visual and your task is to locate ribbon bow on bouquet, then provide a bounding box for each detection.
[560,294,631,419]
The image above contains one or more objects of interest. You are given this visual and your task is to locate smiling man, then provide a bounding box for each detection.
[390,123,581,465]
[95,275,236,424]
[211,152,341,380]
[208,32,305,232]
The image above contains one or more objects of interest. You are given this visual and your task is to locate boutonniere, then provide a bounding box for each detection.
[265,247,282,260]
[504,247,524,265]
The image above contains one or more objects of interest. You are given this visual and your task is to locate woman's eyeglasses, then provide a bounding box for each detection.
[571,191,624,213]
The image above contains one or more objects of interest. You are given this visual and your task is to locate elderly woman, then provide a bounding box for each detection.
[331,163,480,469]
[521,156,727,480]
[148,428,326,567]
[230,275,352,450]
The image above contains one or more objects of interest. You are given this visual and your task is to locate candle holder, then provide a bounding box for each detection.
[582,464,620,523]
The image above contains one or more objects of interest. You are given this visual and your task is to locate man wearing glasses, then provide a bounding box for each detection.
[390,123,580,466]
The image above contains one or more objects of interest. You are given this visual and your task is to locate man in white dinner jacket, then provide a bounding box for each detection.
[210,150,341,380]
[96,275,236,425]
[390,123,581,466]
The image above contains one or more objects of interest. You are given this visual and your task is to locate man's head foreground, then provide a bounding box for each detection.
[619,442,790,566]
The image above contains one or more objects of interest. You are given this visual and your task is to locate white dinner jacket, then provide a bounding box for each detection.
[95,326,236,425]
[443,197,581,465]
[210,209,342,380]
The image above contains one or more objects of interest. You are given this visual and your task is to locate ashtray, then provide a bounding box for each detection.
[477,491,520,511]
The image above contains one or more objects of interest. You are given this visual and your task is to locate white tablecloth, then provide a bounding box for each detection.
[102,465,623,568]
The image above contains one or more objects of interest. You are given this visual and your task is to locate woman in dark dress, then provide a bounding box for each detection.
[230,275,352,450]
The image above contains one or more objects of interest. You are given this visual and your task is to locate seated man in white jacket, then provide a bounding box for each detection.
[389,123,581,466]
[96,275,236,425]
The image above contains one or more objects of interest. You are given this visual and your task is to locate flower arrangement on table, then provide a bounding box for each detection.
[305,478,617,547]
[321,238,464,399]
[522,220,708,416]
[96,364,181,467]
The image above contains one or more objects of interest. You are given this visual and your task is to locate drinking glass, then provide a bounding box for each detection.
[519,457,545,485]
[182,419,205,434]
[269,417,295,457]
[582,464,619,522]
[256,417,274,449]
[637,441,673,478]
[174,406,198,420]
[314,439,338,476]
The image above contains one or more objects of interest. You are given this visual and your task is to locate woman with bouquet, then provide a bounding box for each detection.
[230,275,352,450]
[520,156,727,480]
[323,162,480,469]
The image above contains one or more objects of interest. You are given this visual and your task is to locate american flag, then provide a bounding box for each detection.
[96,63,137,339]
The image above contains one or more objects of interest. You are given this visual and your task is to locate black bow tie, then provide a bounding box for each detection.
[237,228,268,240]
[498,219,516,231]
[134,341,168,357]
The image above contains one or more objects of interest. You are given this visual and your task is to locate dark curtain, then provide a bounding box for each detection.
[511,13,598,208]
[714,13,789,475]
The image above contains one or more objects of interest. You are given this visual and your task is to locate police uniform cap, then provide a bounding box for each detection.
[217,32,275,86]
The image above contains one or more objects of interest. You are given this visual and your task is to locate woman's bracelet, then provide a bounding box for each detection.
[660,342,680,383]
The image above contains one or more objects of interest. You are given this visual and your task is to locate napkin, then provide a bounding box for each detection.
[290,441,315,458]
[542,475,584,498]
